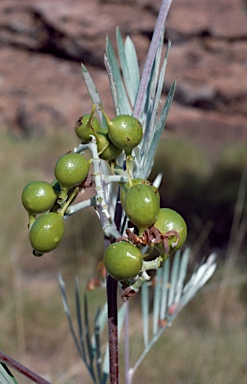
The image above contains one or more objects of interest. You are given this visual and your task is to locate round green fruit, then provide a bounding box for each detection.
[104,241,143,281]
[120,178,160,211]
[55,153,89,189]
[75,114,101,143]
[29,212,65,254]
[95,129,122,162]
[153,208,187,255]
[124,184,160,234]
[108,115,143,155]
[100,106,143,156]
[22,181,57,214]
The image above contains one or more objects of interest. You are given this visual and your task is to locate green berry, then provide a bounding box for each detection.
[100,106,143,156]
[22,181,57,214]
[104,241,143,281]
[153,208,187,256]
[124,184,160,234]
[95,129,122,162]
[29,212,65,254]
[75,114,100,143]
[55,153,89,190]
[120,178,160,211]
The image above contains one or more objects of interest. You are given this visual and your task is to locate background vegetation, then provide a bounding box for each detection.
[0,125,247,383]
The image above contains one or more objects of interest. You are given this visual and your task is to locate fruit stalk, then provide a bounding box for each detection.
[88,136,111,219]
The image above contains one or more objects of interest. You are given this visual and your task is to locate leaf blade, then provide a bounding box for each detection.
[106,35,132,115]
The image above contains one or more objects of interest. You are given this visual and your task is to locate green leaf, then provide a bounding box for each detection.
[84,294,94,367]
[104,54,121,116]
[139,80,176,179]
[152,268,162,335]
[174,253,217,314]
[160,257,170,321]
[167,251,181,309]
[141,281,149,348]
[58,274,83,359]
[125,36,140,104]
[140,40,171,163]
[75,278,87,362]
[106,35,132,115]
[0,364,18,384]
[94,307,103,383]
[132,249,216,380]
[174,248,191,304]
[81,63,107,127]
[116,27,140,107]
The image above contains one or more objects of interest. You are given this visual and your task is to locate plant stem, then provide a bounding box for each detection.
[106,274,119,384]
[0,352,51,384]
[124,301,130,384]
[104,3,174,382]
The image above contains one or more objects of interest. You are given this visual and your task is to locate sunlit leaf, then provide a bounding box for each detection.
[0,364,18,384]
[106,35,132,115]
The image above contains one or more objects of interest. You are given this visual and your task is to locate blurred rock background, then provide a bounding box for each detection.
[0,0,246,142]
[0,0,247,383]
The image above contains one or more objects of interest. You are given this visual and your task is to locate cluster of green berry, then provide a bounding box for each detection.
[75,104,142,168]
[104,177,187,285]
[21,152,90,256]
[22,103,187,296]
[21,104,143,257]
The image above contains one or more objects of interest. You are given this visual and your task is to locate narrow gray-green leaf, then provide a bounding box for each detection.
[141,281,149,348]
[153,268,162,335]
[84,294,95,371]
[125,36,140,103]
[171,254,217,319]
[141,80,176,179]
[116,27,140,107]
[134,0,173,119]
[143,29,164,129]
[116,28,131,102]
[0,365,18,384]
[75,278,87,362]
[104,54,120,116]
[96,302,108,336]
[141,39,171,161]
[94,307,103,383]
[160,257,170,321]
[81,63,106,126]
[58,274,83,359]
[167,251,180,308]
[106,35,132,115]
[174,248,190,304]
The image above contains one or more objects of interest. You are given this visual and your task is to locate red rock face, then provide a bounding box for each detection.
[0,0,246,157]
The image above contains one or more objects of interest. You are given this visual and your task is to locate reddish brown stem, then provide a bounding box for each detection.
[107,274,119,384]
[0,352,51,384]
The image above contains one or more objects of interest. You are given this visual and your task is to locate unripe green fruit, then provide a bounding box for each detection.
[120,178,160,211]
[22,181,57,214]
[95,129,122,162]
[29,212,65,254]
[108,115,143,155]
[100,106,143,156]
[124,184,160,234]
[75,114,101,143]
[154,208,187,255]
[55,153,89,189]
[104,241,143,281]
